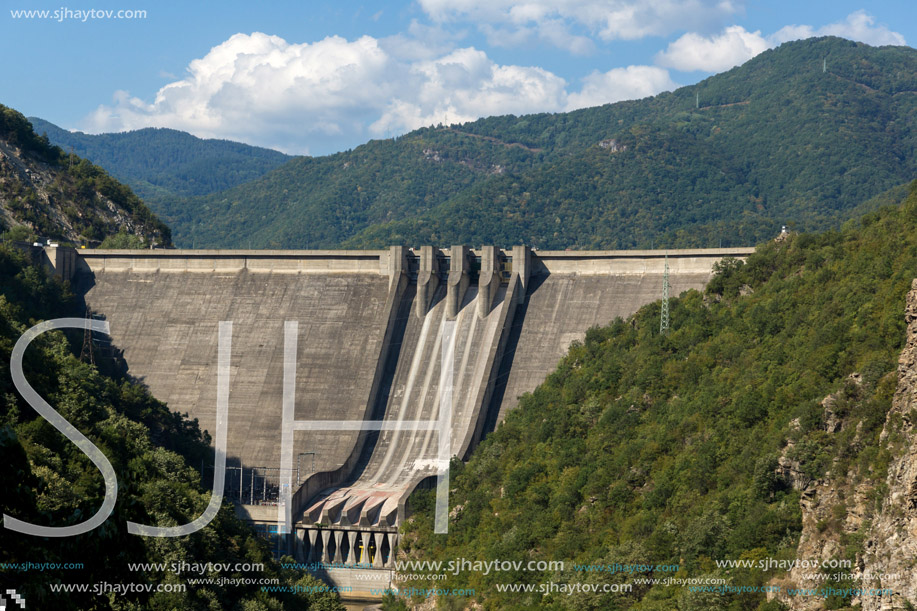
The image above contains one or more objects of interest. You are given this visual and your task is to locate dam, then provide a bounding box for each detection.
[42,244,753,591]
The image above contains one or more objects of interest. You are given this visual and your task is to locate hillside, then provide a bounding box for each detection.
[0,245,342,609]
[394,182,917,610]
[29,118,293,207]
[0,105,170,246]
[99,36,917,250]
[29,117,293,202]
[163,132,539,248]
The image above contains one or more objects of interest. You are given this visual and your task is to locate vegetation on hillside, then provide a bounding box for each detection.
[67,37,917,250]
[0,106,171,246]
[395,182,917,610]
[29,118,292,203]
[348,38,917,250]
[163,133,539,248]
[0,245,341,609]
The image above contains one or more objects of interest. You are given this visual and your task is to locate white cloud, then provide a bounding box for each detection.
[480,20,596,54]
[81,8,908,155]
[566,65,677,110]
[656,11,906,73]
[372,47,569,134]
[418,0,743,50]
[86,32,594,154]
[772,10,906,47]
[656,25,768,72]
[86,33,397,153]
[379,20,464,61]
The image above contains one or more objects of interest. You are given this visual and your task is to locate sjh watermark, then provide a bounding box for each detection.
[5,318,456,538]
[9,7,147,22]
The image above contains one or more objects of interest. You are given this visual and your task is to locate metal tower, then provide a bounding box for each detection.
[660,253,670,335]
[80,308,96,365]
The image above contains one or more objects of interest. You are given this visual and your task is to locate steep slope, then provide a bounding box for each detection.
[29,118,293,204]
[393,182,917,610]
[121,36,916,250]
[858,280,917,610]
[0,105,170,246]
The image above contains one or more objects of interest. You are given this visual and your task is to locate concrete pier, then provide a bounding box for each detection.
[414,246,440,319]
[445,245,471,320]
[477,245,501,318]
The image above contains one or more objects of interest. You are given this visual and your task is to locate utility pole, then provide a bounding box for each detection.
[660,253,670,335]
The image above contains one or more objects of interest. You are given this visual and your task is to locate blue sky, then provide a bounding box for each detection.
[1,0,913,155]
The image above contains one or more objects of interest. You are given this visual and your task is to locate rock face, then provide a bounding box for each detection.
[770,280,917,610]
[859,279,917,610]
[0,123,168,246]
[771,382,873,611]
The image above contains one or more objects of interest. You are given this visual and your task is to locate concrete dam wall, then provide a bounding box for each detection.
[48,244,753,573]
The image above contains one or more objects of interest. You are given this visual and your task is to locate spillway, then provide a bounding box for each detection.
[304,280,508,530]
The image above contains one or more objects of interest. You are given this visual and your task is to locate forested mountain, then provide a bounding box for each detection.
[28,118,292,205]
[0,105,170,247]
[395,182,917,610]
[0,246,343,609]
[91,36,917,250]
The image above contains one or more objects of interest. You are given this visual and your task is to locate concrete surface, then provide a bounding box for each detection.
[76,264,394,485]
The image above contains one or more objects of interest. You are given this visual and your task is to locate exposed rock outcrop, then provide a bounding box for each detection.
[0,109,169,246]
[859,279,917,610]
[771,379,872,610]
[771,280,917,610]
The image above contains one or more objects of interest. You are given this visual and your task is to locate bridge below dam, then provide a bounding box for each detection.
[43,243,752,592]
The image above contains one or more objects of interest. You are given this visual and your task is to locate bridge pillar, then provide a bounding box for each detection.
[446,245,470,320]
[295,529,305,561]
[320,529,331,563]
[307,529,318,563]
[347,530,358,564]
[373,532,384,568]
[383,532,395,568]
[387,534,399,568]
[415,246,441,319]
[360,531,371,565]
[477,246,501,318]
[512,245,531,305]
[333,530,344,564]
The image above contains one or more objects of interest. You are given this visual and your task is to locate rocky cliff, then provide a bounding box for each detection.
[0,103,169,246]
[860,279,917,610]
[772,279,917,610]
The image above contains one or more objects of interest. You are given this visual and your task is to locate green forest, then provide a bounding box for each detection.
[394,181,917,610]
[28,119,293,204]
[0,245,342,609]
[344,37,917,250]
[36,37,914,251]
